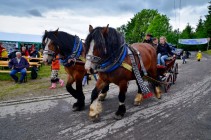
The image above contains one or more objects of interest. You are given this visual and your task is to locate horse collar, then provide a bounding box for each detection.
[95,44,128,73]
[60,36,83,67]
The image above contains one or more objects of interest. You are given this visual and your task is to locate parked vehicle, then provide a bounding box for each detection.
[168,43,184,59]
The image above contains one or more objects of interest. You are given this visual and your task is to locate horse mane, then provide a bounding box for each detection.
[85,27,125,60]
[42,30,76,56]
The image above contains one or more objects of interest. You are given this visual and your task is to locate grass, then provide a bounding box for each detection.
[204,50,211,55]
[0,65,68,101]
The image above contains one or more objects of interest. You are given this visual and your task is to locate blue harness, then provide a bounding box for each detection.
[60,36,83,67]
[96,44,128,73]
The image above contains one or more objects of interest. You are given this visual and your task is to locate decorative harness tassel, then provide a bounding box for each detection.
[128,46,153,99]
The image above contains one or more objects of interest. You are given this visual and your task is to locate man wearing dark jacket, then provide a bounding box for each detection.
[143,33,153,45]
[9,52,29,83]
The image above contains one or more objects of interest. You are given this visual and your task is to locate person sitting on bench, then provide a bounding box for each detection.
[8,52,29,84]
[157,36,175,67]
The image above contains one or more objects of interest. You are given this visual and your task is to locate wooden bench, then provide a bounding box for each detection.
[0,61,41,69]
[0,70,31,82]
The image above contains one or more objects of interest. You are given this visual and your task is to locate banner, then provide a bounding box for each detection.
[178,38,209,45]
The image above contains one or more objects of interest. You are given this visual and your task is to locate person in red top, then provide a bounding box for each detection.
[0,42,6,57]
[21,46,29,57]
[49,55,64,89]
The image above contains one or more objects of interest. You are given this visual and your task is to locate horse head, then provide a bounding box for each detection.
[85,24,124,73]
[42,29,60,64]
[42,29,76,65]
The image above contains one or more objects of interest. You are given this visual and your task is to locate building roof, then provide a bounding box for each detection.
[0,32,42,43]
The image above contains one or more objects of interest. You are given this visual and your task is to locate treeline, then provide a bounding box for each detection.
[117,1,211,51]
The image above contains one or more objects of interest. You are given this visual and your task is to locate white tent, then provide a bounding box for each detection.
[0,32,42,43]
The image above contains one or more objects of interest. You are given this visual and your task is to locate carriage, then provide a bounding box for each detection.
[156,57,178,93]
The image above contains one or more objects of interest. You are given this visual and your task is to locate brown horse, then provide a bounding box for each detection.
[42,29,109,111]
[85,25,162,120]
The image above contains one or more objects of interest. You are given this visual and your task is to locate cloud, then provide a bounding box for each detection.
[0,0,210,38]
[28,9,42,17]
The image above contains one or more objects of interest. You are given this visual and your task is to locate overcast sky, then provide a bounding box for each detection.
[0,0,210,39]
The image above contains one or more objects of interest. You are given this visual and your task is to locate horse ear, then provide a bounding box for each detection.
[45,30,48,34]
[89,25,93,33]
[54,28,59,36]
[102,24,109,35]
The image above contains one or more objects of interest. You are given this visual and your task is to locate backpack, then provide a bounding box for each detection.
[31,67,38,79]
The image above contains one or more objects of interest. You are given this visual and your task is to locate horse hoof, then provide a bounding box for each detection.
[72,103,85,111]
[89,114,100,122]
[98,92,107,101]
[134,101,141,106]
[114,114,123,120]
[134,93,143,106]
[155,94,161,99]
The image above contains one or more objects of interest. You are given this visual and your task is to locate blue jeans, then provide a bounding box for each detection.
[82,75,88,86]
[157,53,168,66]
[10,68,26,82]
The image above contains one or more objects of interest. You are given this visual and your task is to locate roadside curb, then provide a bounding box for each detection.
[0,84,116,107]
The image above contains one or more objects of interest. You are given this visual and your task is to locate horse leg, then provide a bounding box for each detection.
[114,81,127,120]
[134,81,144,106]
[89,79,107,121]
[74,79,85,111]
[98,84,110,101]
[66,75,85,111]
[150,74,162,99]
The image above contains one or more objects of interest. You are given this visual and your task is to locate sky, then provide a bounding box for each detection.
[0,0,210,39]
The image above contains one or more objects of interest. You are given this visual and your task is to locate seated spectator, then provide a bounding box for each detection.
[157,36,175,67]
[143,33,153,45]
[152,37,158,49]
[9,52,29,84]
[8,47,19,59]
[29,45,39,58]
[21,46,29,57]
[0,42,6,57]
[38,48,44,58]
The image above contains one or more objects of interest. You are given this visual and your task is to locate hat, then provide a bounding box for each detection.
[146,33,152,37]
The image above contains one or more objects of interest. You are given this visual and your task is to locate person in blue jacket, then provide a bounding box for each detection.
[9,52,29,83]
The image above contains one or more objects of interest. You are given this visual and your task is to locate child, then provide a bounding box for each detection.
[49,55,64,89]
[182,51,187,64]
[196,50,202,61]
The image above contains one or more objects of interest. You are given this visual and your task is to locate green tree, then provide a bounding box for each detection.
[146,14,171,38]
[204,1,211,38]
[180,23,194,39]
[195,18,206,38]
[124,9,159,43]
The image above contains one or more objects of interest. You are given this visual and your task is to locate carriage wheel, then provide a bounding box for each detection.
[164,73,173,93]
[173,63,178,84]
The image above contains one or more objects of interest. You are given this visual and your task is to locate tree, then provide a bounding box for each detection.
[204,1,211,38]
[146,14,171,38]
[180,23,194,39]
[124,9,159,43]
[195,18,206,38]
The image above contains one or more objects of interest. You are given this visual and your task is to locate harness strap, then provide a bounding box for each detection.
[128,46,152,96]
[132,47,147,76]
[79,56,86,62]
[121,62,132,71]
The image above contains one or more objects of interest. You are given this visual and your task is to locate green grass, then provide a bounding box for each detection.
[0,65,67,101]
[204,50,211,55]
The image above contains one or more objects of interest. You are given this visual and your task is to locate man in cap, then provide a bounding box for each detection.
[143,33,153,45]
